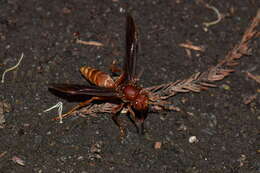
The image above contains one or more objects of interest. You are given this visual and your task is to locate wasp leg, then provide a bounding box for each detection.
[111,60,127,87]
[52,96,106,121]
[110,60,122,73]
[112,103,126,138]
[127,105,145,135]
[114,72,126,87]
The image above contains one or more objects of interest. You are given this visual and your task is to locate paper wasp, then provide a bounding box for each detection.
[49,14,149,137]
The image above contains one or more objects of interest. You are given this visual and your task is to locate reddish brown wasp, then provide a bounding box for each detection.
[49,14,149,137]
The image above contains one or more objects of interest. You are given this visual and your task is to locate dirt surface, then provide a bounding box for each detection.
[0,0,259,172]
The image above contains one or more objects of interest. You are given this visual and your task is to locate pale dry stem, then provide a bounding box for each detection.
[1,53,24,83]
[76,39,104,47]
[246,72,260,84]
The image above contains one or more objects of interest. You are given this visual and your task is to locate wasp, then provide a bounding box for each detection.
[49,14,149,137]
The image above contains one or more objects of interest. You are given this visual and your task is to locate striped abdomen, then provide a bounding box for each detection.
[80,66,115,88]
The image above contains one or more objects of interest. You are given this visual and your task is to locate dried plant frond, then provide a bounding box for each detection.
[145,9,259,109]
[71,10,259,118]
[74,103,118,117]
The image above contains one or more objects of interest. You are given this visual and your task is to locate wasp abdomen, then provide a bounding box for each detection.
[80,66,115,88]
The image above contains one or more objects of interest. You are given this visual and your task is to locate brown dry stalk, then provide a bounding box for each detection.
[243,94,257,105]
[75,10,260,117]
[246,72,260,84]
[146,10,260,107]
[0,151,7,158]
[179,42,205,52]
[76,39,104,47]
[203,3,223,28]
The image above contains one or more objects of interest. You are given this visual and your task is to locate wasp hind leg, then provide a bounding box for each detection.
[112,103,126,139]
[110,60,122,73]
[127,105,146,135]
[52,96,106,121]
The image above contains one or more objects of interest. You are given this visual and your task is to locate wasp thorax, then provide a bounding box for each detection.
[123,85,139,100]
[123,85,148,111]
[133,94,148,111]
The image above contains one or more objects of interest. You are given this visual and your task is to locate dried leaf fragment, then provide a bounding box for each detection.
[0,151,7,158]
[243,94,257,105]
[246,72,260,84]
[11,156,25,166]
[0,101,10,127]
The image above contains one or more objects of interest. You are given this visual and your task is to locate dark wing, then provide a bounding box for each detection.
[124,14,138,81]
[49,84,118,97]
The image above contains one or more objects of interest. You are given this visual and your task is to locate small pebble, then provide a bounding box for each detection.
[222,84,231,90]
[189,136,199,143]
[154,142,162,149]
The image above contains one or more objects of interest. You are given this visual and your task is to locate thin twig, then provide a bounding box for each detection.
[179,42,205,52]
[246,72,260,84]
[1,53,24,83]
[243,94,257,105]
[0,151,7,158]
[76,39,104,47]
[44,102,63,123]
[202,3,223,28]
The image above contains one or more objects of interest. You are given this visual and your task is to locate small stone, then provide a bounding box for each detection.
[154,142,162,149]
[222,84,231,90]
[189,136,199,143]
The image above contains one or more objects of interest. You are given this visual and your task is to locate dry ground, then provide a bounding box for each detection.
[0,0,259,172]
